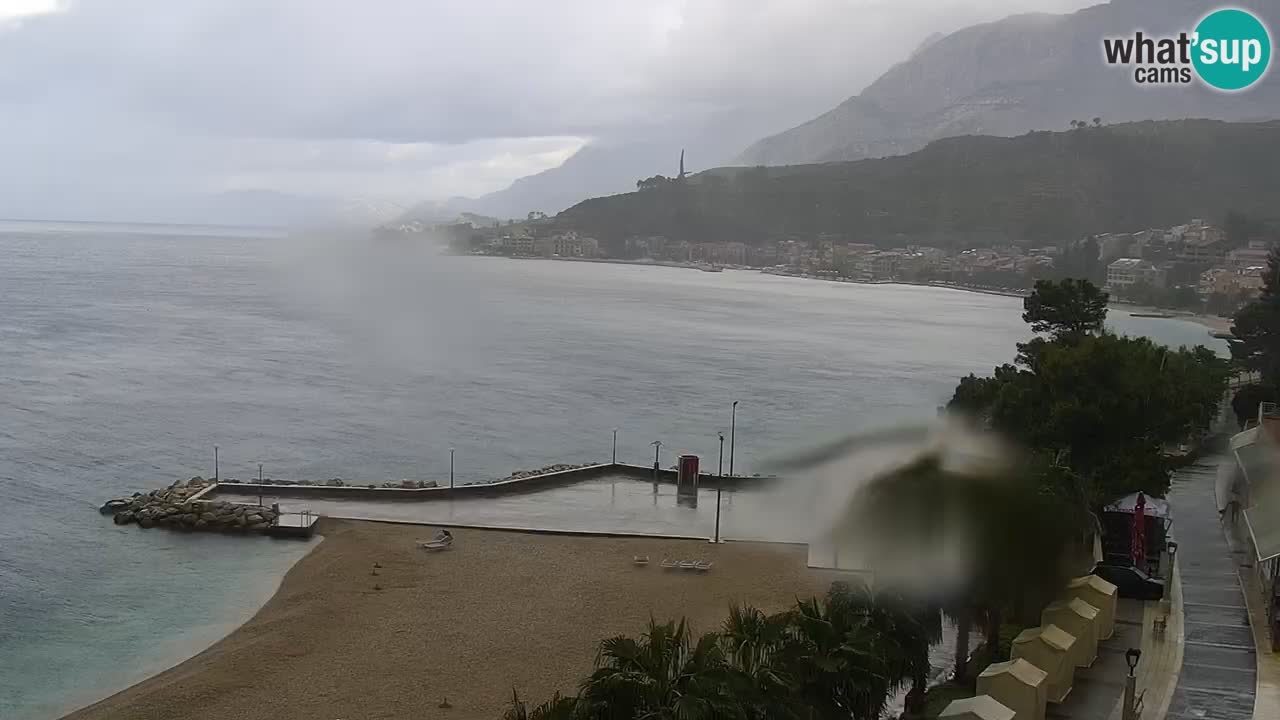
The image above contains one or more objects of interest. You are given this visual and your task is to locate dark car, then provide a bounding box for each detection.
[1093,562,1166,601]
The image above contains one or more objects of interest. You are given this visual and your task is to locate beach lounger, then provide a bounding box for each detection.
[418,538,453,551]
[633,555,650,565]
[678,560,699,570]
[694,561,713,572]
[660,558,678,570]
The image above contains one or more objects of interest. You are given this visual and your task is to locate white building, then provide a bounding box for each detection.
[1106,258,1167,290]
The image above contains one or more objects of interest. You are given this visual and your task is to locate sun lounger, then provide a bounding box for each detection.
[633,555,650,565]
[678,560,699,570]
[660,558,678,570]
[418,537,453,550]
[694,561,713,572]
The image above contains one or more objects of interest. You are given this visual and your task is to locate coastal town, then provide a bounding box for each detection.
[386,215,1275,315]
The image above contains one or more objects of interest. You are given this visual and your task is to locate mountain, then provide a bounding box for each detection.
[737,0,1280,166]
[400,113,811,223]
[557,120,1280,248]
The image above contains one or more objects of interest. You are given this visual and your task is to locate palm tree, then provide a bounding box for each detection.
[504,690,580,720]
[579,618,744,720]
[721,605,803,719]
[835,583,940,712]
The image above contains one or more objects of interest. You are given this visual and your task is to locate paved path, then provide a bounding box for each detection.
[1165,460,1256,720]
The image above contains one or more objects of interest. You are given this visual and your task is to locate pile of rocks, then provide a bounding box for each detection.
[378,480,440,489]
[219,477,344,486]
[502,463,593,482]
[99,477,279,533]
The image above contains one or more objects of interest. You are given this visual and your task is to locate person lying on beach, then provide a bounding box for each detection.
[434,529,453,543]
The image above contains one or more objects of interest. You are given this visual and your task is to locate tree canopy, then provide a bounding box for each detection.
[1230,246,1280,386]
[1020,278,1108,341]
[506,584,939,720]
[953,280,1228,504]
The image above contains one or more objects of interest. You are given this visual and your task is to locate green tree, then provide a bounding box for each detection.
[1021,279,1109,341]
[962,335,1227,502]
[504,691,580,720]
[579,618,743,720]
[1232,384,1279,429]
[1230,246,1280,385]
[720,605,798,720]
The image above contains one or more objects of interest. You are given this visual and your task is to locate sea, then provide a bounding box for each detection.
[0,220,1228,720]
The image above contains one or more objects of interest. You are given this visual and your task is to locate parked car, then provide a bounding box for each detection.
[1093,562,1166,600]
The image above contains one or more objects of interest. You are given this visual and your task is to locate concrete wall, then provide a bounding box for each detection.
[207,462,774,503]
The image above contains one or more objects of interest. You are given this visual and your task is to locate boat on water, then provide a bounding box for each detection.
[1129,312,1174,319]
[700,264,723,273]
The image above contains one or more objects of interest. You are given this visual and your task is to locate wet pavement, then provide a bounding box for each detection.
[1047,600,1144,719]
[216,474,809,543]
[1166,460,1256,720]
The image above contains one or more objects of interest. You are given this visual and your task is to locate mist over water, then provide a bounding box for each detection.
[0,224,1225,720]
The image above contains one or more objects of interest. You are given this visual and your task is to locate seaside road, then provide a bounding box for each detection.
[1165,461,1256,720]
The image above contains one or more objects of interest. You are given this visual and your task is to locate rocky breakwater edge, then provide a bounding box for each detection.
[99,477,279,533]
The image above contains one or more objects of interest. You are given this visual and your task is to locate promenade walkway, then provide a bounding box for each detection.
[1165,460,1256,720]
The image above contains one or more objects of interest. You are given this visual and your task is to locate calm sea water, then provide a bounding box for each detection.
[0,223,1226,720]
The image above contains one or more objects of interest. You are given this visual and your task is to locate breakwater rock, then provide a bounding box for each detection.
[100,477,279,532]
[501,463,593,481]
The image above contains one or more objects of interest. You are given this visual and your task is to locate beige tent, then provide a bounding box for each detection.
[1066,575,1118,640]
[1011,624,1077,703]
[977,659,1049,720]
[1042,597,1100,668]
[939,695,1017,720]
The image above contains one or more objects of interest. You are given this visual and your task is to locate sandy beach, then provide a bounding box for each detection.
[63,521,841,720]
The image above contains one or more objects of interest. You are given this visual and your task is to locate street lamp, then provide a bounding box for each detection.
[214,445,219,483]
[1125,647,1141,676]
[714,432,725,543]
[651,440,662,471]
[449,447,455,489]
[1123,647,1142,720]
[258,463,264,507]
[728,401,739,479]
[612,427,619,465]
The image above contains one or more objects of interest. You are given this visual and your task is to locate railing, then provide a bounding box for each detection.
[1260,401,1278,423]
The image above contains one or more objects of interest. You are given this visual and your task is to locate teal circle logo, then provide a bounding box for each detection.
[1192,8,1271,91]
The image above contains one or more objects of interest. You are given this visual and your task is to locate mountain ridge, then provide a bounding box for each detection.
[736,0,1280,166]
[556,119,1280,248]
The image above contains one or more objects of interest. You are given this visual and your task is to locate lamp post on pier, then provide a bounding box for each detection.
[449,447,455,489]
[258,463,264,507]
[713,431,725,543]
[214,445,219,482]
[728,400,739,479]
[612,427,619,465]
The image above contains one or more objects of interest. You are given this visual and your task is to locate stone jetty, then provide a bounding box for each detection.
[100,477,279,532]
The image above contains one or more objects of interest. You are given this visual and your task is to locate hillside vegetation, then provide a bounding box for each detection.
[556,120,1280,249]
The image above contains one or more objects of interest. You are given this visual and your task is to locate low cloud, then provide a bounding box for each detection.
[0,0,1096,215]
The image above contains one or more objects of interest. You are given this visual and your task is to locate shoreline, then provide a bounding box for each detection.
[54,536,324,720]
[61,520,842,720]
[462,254,1235,336]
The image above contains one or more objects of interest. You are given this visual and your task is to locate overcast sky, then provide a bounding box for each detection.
[0,0,1096,214]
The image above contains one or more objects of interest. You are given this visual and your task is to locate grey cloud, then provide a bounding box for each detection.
[0,0,1098,217]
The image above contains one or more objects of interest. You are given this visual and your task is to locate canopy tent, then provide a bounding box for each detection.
[1066,575,1118,640]
[1103,493,1171,519]
[1042,598,1100,668]
[977,659,1048,720]
[939,695,1017,720]
[1011,625,1076,703]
